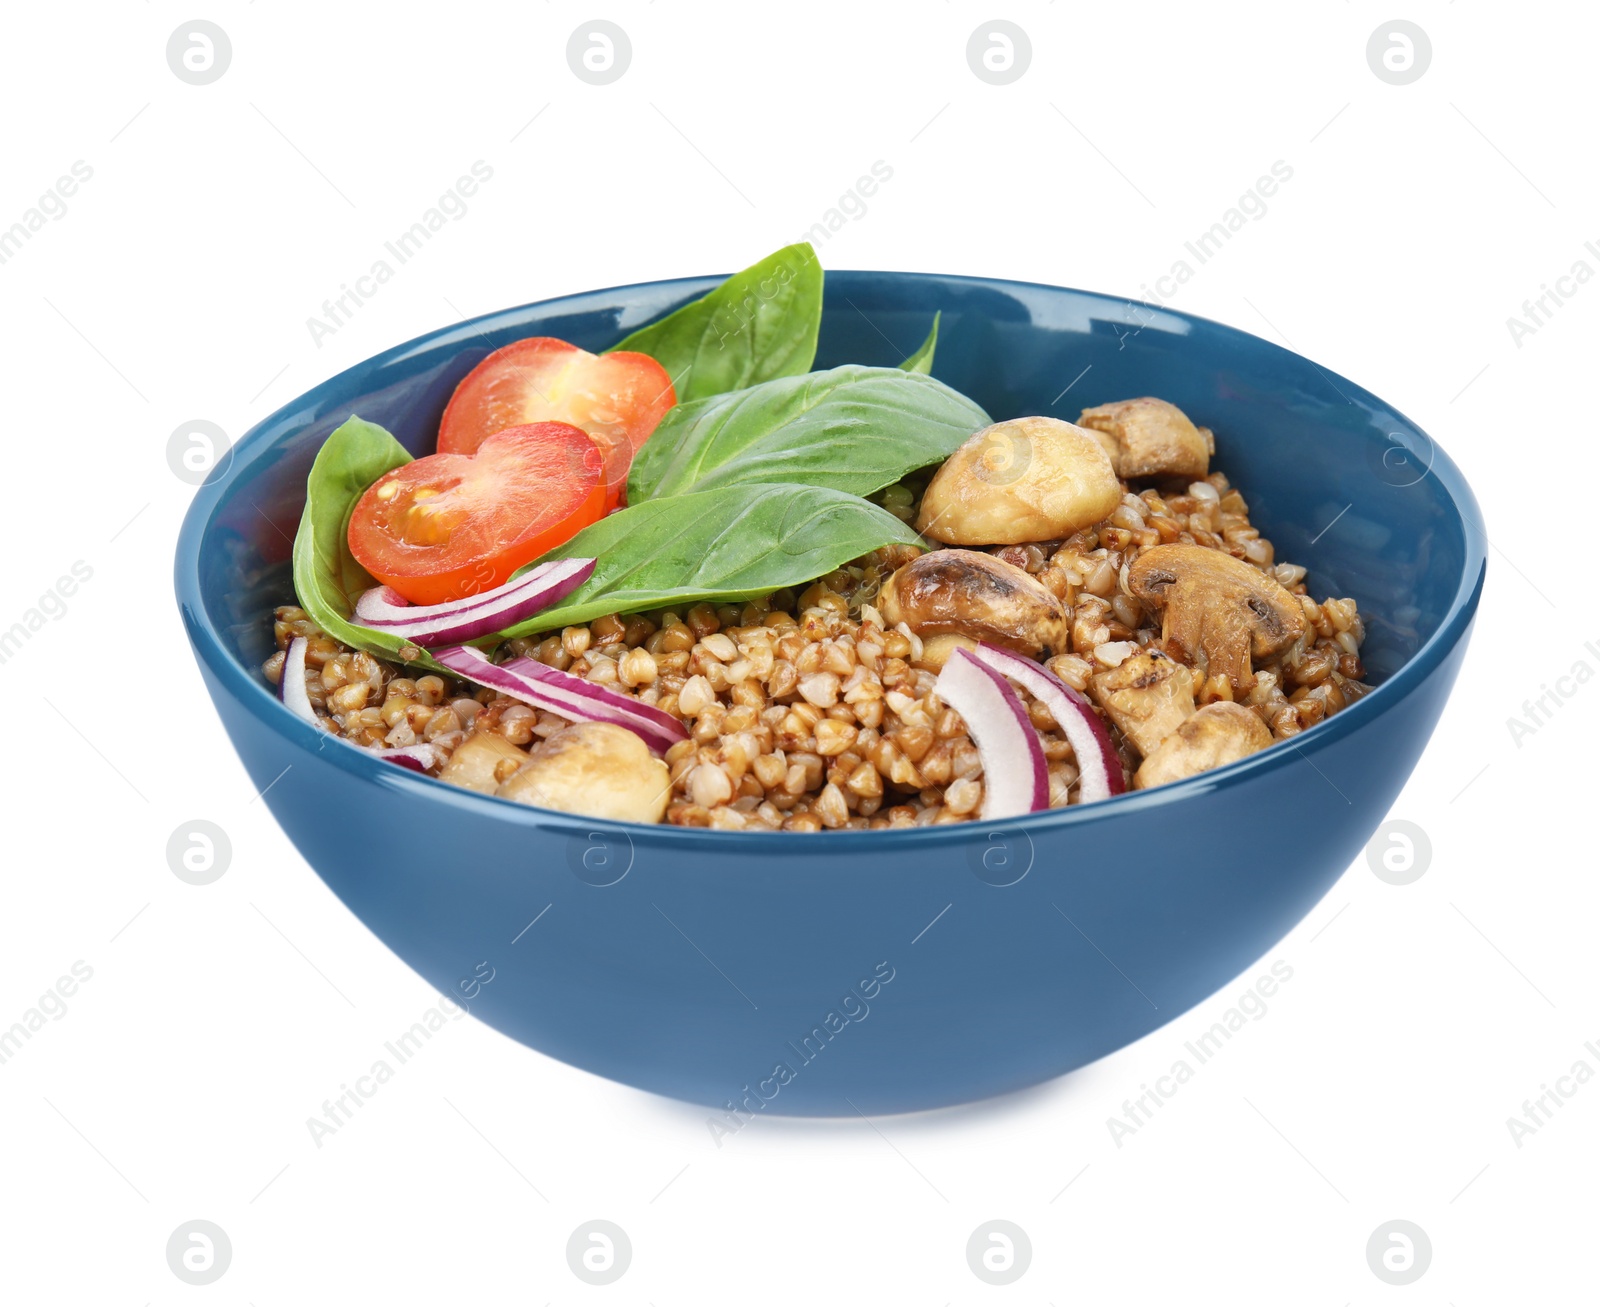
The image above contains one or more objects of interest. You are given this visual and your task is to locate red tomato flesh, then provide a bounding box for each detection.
[438,337,675,507]
[348,423,604,606]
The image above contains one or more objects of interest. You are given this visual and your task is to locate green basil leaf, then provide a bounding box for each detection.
[899,312,940,374]
[607,243,822,402]
[491,483,923,639]
[290,416,448,674]
[626,363,990,503]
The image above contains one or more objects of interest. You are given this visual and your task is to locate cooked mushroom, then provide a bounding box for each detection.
[915,416,1121,545]
[912,632,981,672]
[1089,650,1196,757]
[877,549,1068,657]
[1134,701,1272,789]
[1078,398,1210,480]
[1127,544,1306,689]
[496,721,670,823]
[437,730,529,794]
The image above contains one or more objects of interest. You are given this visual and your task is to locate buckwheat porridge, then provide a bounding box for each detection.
[269,329,1366,830]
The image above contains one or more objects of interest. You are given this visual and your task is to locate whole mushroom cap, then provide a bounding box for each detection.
[915,416,1122,545]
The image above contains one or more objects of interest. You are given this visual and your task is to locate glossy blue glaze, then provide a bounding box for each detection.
[175,272,1484,1116]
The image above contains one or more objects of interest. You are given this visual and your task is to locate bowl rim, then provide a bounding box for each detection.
[175,268,1487,851]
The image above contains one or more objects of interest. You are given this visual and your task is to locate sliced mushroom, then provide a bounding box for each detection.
[1127,544,1306,689]
[1134,701,1272,789]
[877,549,1068,657]
[496,721,670,823]
[1089,650,1196,758]
[916,416,1121,545]
[438,730,529,794]
[1078,398,1210,480]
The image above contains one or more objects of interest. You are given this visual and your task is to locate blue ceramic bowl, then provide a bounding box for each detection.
[175,272,1484,1116]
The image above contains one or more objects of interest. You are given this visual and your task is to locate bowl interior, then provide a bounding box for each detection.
[191,271,1479,742]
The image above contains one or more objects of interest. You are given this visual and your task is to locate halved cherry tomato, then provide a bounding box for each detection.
[348,423,604,606]
[438,337,675,508]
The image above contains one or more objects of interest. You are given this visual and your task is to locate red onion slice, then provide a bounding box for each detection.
[279,636,319,725]
[966,643,1125,803]
[501,657,690,753]
[277,644,437,770]
[935,648,1048,819]
[433,645,689,755]
[354,558,591,624]
[373,743,438,772]
[351,584,419,623]
[351,558,595,646]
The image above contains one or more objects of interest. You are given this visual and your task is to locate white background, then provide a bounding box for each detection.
[1,2,1594,1302]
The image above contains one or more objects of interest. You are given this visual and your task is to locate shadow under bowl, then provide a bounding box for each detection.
[175,271,1484,1116]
